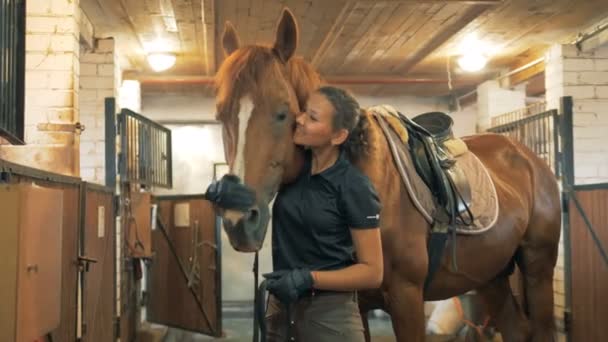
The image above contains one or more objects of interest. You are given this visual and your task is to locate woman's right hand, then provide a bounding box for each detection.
[204,174,256,211]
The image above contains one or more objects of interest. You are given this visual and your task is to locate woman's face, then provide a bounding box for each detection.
[294,92,340,147]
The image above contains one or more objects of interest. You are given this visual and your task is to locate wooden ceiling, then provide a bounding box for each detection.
[81,0,608,96]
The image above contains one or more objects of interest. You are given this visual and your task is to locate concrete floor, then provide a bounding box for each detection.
[140,316,500,342]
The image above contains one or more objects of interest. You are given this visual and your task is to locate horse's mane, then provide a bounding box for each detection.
[284,56,322,111]
[215,46,276,120]
[214,44,370,162]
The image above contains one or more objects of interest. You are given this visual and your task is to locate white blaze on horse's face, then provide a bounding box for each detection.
[233,96,254,180]
[222,97,254,227]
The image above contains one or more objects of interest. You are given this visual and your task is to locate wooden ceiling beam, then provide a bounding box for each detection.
[201,0,216,75]
[396,3,495,74]
[80,0,146,69]
[576,21,608,53]
[502,54,545,87]
[310,2,356,68]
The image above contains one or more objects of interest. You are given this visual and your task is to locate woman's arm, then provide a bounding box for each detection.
[311,228,383,291]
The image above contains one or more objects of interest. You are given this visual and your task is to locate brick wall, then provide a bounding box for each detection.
[546,44,608,184]
[79,38,118,184]
[476,80,526,131]
[0,0,81,175]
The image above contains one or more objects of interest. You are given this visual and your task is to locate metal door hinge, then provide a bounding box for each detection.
[564,310,572,332]
[115,317,121,339]
[561,192,570,214]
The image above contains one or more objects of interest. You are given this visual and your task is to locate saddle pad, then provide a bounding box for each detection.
[370,108,499,235]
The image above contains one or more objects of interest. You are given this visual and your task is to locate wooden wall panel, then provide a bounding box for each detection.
[570,187,608,342]
[8,175,81,342]
[0,184,63,342]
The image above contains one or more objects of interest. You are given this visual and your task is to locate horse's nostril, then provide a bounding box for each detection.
[247,208,260,223]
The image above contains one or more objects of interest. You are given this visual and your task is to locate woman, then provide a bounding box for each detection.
[207,86,383,341]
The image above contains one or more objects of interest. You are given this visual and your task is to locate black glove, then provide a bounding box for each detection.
[204,174,256,211]
[263,269,314,304]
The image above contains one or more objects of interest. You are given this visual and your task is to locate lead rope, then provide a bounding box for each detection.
[253,252,270,342]
[253,252,260,342]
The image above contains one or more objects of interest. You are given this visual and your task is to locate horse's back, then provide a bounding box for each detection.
[462,133,555,189]
[462,132,560,237]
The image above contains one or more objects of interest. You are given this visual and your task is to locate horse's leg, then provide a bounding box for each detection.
[477,276,530,342]
[517,244,558,342]
[386,283,425,342]
[516,167,560,342]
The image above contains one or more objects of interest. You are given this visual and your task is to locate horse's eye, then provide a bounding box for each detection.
[276,111,287,122]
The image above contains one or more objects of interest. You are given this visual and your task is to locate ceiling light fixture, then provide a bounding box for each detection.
[147,52,176,72]
[457,53,488,72]
[455,33,494,73]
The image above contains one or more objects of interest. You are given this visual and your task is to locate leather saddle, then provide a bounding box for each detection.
[398,111,473,228]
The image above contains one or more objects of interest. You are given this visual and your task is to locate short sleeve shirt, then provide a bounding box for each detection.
[272,150,382,272]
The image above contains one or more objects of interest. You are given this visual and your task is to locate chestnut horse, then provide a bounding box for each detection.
[214,9,560,342]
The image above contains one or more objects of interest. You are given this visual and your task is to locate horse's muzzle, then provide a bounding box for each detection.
[222,204,270,252]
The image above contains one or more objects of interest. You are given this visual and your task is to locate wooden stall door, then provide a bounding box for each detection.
[147,195,221,336]
[47,181,80,342]
[570,187,608,342]
[81,183,116,341]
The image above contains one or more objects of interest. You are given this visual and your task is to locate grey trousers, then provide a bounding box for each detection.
[265,292,365,342]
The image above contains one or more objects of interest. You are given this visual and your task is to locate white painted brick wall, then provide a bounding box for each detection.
[51,0,78,15]
[98,64,115,77]
[26,53,75,72]
[1,0,81,174]
[79,38,119,185]
[27,17,75,33]
[476,80,526,130]
[49,71,76,90]
[97,38,115,53]
[80,63,97,76]
[80,52,114,64]
[26,0,52,15]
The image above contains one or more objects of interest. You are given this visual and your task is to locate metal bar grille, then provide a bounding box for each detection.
[119,109,172,188]
[0,0,25,144]
[487,109,560,175]
[490,101,547,127]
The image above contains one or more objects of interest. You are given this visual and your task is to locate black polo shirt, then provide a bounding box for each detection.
[272,150,381,272]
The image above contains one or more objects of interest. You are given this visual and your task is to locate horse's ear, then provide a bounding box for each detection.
[273,8,298,63]
[222,21,241,57]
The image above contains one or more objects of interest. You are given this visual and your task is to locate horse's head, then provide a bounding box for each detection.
[215,9,318,252]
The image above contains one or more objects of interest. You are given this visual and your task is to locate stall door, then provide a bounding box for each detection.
[569,186,608,342]
[80,183,116,341]
[147,195,221,336]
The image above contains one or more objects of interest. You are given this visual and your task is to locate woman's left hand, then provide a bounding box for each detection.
[263,269,313,304]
